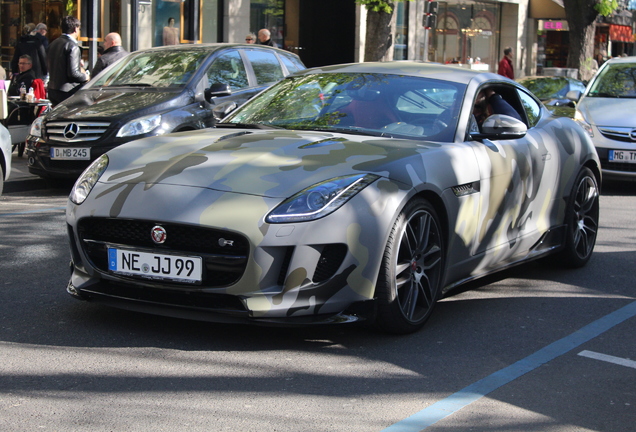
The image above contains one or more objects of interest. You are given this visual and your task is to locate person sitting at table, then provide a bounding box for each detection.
[8,54,36,98]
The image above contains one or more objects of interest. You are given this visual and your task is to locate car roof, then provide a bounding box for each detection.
[604,56,636,64]
[128,43,296,56]
[293,61,499,85]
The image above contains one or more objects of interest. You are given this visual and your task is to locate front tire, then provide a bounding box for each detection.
[375,199,445,334]
[556,167,599,268]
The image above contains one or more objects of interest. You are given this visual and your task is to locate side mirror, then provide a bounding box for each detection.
[566,89,582,102]
[205,83,232,102]
[212,101,238,120]
[470,114,528,140]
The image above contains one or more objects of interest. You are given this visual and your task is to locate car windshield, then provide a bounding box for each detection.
[587,62,636,98]
[519,77,577,100]
[85,50,209,89]
[223,72,464,141]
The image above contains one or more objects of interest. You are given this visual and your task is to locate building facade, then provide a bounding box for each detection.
[1,0,632,79]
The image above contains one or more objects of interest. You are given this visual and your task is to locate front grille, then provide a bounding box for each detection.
[598,126,636,143]
[46,121,110,142]
[77,218,249,287]
[600,159,636,173]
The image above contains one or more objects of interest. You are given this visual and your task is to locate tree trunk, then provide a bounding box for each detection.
[563,0,598,80]
[364,4,395,62]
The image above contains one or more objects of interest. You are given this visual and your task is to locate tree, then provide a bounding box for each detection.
[562,0,617,81]
[356,0,413,62]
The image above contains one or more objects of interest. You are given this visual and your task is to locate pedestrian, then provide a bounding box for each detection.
[10,23,48,80]
[91,33,128,77]
[497,47,514,79]
[256,29,278,48]
[35,23,49,51]
[8,55,36,98]
[163,17,179,46]
[245,33,256,44]
[47,16,90,106]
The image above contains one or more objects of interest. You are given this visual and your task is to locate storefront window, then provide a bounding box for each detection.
[394,1,408,60]
[154,0,211,46]
[429,0,499,72]
[1,0,66,71]
[250,0,284,48]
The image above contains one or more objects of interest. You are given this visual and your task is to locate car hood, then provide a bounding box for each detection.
[46,89,183,121]
[99,128,452,198]
[578,97,636,127]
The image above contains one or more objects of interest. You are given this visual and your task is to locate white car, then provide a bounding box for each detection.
[0,123,12,195]
[573,56,636,180]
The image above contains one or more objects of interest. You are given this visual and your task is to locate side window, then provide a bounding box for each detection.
[280,54,304,75]
[206,51,249,90]
[516,89,542,127]
[244,50,284,85]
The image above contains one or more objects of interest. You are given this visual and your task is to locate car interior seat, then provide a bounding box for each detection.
[340,86,398,129]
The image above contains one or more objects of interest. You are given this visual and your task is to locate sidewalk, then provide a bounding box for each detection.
[4,151,48,193]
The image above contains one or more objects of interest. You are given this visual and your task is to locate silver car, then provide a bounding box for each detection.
[574,56,636,180]
[66,62,601,334]
[0,124,12,195]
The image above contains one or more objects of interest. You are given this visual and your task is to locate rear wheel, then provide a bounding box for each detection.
[375,199,444,334]
[0,163,4,195]
[556,167,599,268]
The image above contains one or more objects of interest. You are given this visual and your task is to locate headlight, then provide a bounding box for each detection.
[574,110,593,138]
[266,174,379,223]
[116,114,162,137]
[29,116,44,137]
[70,154,109,205]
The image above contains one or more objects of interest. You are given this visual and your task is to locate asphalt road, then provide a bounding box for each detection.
[1,155,634,431]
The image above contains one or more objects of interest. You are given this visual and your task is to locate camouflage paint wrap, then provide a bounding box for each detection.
[66,63,601,323]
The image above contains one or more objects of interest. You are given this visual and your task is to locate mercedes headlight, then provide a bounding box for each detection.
[116,114,162,137]
[70,154,109,205]
[29,116,44,137]
[266,174,379,223]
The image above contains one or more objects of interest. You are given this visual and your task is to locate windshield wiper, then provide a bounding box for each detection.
[588,91,614,97]
[216,123,283,130]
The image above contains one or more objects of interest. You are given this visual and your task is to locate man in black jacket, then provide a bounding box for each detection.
[91,33,128,77]
[47,16,90,106]
[257,29,278,48]
[11,23,47,80]
[8,55,36,97]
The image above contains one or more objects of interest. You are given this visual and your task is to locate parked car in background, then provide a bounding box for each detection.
[0,123,11,195]
[65,62,601,334]
[516,75,586,117]
[571,56,636,180]
[25,43,305,181]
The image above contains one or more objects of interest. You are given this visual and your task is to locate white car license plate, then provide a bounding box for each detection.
[108,248,203,283]
[608,150,636,163]
[50,147,90,160]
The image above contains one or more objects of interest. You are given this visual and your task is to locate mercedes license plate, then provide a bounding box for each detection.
[108,248,202,283]
[608,150,636,163]
[50,147,90,160]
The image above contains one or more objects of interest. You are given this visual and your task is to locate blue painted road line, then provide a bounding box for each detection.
[0,207,66,217]
[381,300,636,432]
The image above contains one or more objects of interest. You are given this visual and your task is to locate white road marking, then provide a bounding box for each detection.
[578,350,636,369]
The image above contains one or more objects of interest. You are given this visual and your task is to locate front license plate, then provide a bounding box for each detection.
[608,150,636,163]
[108,248,202,283]
[50,147,90,160]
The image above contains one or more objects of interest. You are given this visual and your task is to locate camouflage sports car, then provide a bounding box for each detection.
[66,62,601,334]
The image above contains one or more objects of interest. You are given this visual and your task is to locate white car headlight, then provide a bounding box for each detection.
[116,114,162,137]
[29,116,44,137]
[574,109,593,138]
[266,174,379,223]
[70,154,109,205]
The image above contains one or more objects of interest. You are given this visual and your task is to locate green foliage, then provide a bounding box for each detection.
[356,0,414,14]
[595,0,618,16]
[357,0,395,13]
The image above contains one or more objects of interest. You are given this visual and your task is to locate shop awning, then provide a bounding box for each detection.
[530,0,566,19]
[610,24,633,42]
